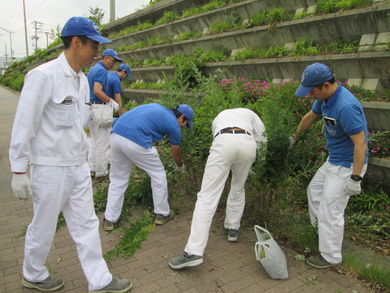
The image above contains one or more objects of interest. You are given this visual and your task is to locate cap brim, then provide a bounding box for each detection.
[114,56,123,62]
[87,34,112,44]
[295,85,312,97]
[187,119,193,129]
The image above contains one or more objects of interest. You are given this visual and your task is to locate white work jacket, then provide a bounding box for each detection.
[9,53,90,172]
[212,108,267,148]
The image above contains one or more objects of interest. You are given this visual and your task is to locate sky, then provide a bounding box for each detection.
[0,0,150,58]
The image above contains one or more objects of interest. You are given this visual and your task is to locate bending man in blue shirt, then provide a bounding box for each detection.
[289,63,368,269]
[103,103,194,231]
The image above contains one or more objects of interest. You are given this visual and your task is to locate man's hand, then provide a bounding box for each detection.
[345,178,361,196]
[288,136,296,150]
[11,173,32,200]
[110,100,120,112]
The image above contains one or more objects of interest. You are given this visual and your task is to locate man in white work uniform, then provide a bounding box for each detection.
[169,108,267,269]
[9,17,132,292]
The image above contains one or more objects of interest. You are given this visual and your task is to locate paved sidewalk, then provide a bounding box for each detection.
[0,85,374,293]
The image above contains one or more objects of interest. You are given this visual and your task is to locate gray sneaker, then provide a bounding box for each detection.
[22,275,64,292]
[169,252,203,270]
[155,210,175,225]
[227,229,238,242]
[103,218,114,231]
[89,278,132,293]
[306,254,340,269]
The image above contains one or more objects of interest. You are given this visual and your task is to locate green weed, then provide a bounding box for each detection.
[156,11,179,25]
[343,251,390,288]
[104,212,155,260]
[294,40,319,56]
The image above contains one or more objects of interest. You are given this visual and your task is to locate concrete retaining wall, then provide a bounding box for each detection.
[129,51,390,88]
[102,0,210,36]
[116,4,390,60]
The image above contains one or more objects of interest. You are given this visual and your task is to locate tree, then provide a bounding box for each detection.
[89,7,105,28]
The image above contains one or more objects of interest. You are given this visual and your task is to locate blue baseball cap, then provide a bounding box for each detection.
[295,63,334,96]
[177,104,194,128]
[102,49,123,62]
[118,63,132,78]
[61,17,111,44]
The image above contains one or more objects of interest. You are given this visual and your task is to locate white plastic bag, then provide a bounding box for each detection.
[91,103,113,127]
[254,225,288,279]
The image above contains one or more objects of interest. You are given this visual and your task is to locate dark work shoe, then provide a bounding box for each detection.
[169,252,203,270]
[227,229,239,242]
[22,275,64,292]
[306,254,340,269]
[155,210,175,225]
[89,278,132,293]
[103,218,114,232]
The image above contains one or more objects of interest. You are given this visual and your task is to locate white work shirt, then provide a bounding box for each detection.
[9,52,90,172]
[212,108,267,148]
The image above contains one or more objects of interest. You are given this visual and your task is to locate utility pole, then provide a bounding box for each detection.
[4,43,8,64]
[32,21,41,52]
[0,27,13,60]
[44,31,49,48]
[110,0,115,22]
[23,0,29,56]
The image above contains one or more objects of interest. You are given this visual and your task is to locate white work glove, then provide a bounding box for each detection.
[174,164,186,173]
[110,100,119,112]
[248,168,256,177]
[11,173,32,200]
[345,178,361,196]
[288,136,296,150]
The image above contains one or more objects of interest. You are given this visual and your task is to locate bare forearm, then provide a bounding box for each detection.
[94,89,112,103]
[171,146,183,166]
[293,111,319,138]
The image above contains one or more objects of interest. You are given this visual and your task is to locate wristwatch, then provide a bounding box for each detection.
[351,175,362,181]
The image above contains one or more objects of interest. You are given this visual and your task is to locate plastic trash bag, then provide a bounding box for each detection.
[254,225,288,279]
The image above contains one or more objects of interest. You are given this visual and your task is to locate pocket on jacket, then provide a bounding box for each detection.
[52,95,75,128]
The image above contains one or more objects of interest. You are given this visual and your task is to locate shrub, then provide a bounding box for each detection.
[368,130,390,158]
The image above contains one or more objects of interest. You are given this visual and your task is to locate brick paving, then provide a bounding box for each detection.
[0,85,374,292]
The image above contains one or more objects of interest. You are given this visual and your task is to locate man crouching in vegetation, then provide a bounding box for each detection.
[169,108,267,269]
[289,63,368,269]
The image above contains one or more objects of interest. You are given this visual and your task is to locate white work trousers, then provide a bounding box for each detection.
[308,161,367,264]
[105,133,170,222]
[24,162,112,291]
[88,105,111,177]
[185,133,257,256]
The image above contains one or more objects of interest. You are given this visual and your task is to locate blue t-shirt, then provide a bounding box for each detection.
[112,103,181,149]
[105,71,122,99]
[87,61,108,103]
[312,84,368,168]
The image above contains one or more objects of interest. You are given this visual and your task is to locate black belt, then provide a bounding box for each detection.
[215,127,251,138]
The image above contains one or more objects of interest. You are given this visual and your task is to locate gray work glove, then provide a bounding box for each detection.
[345,178,361,196]
[11,173,32,200]
[174,164,186,173]
[288,136,296,150]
